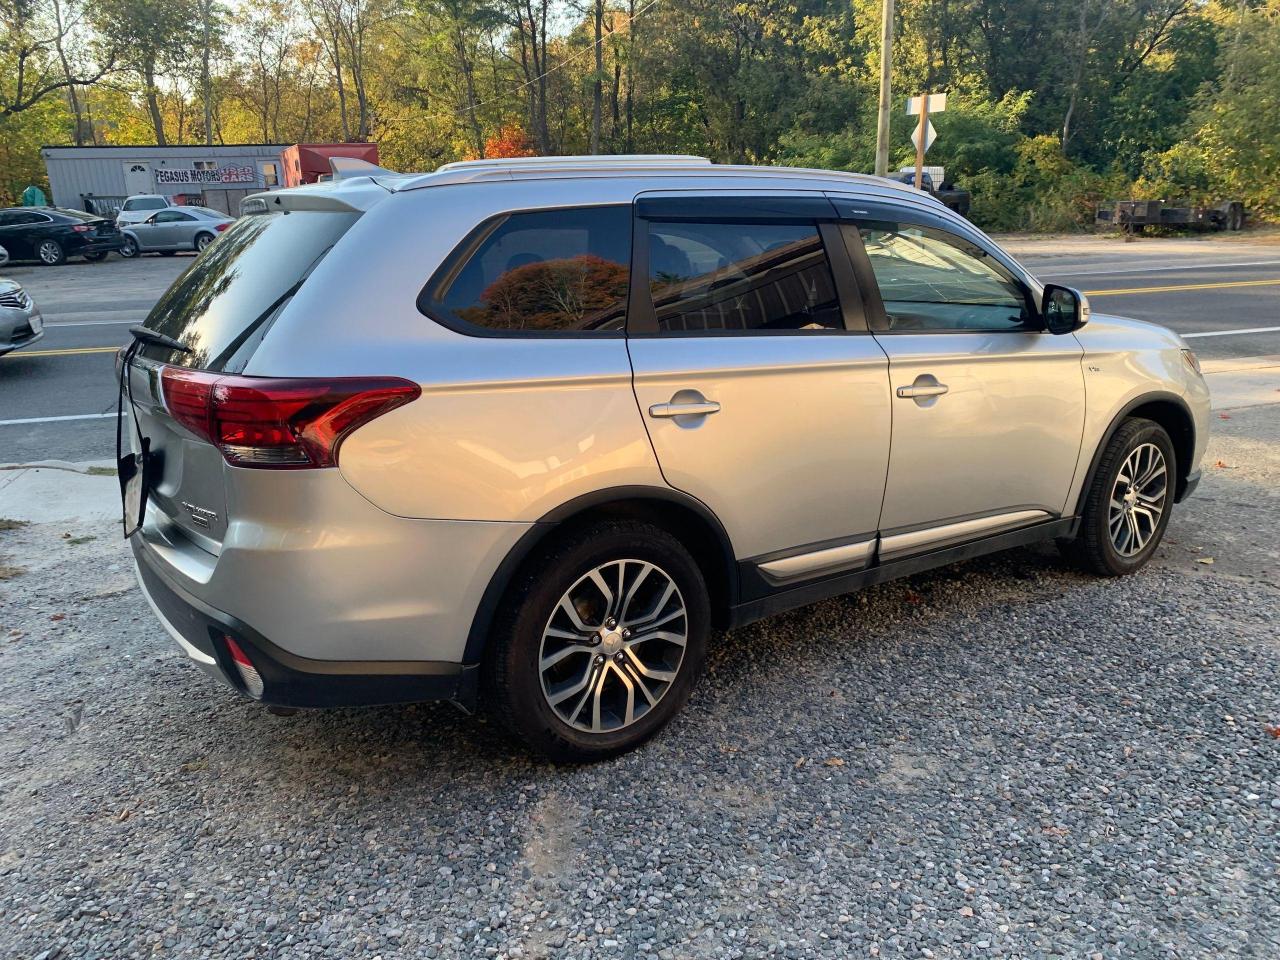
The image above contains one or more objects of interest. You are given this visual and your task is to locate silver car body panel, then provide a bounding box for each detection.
[0,278,44,354]
[130,160,1209,681]
[873,330,1087,530]
[123,209,231,252]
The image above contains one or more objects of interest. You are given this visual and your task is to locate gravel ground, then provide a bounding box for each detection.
[1,405,1277,960]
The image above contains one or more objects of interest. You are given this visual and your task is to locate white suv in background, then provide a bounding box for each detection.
[116,194,173,228]
[120,155,1210,761]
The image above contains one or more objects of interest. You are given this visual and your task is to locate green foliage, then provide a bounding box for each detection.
[1139,3,1280,219]
[0,98,69,205]
[0,0,1276,229]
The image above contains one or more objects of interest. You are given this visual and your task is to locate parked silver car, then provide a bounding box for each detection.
[0,277,43,355]
[119,206,233,257]
[123,155,1209,761]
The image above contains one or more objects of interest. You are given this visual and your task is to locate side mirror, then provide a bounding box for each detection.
[1041,283,1090,335]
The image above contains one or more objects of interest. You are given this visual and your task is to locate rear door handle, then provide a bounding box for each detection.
[896,373,949,400]
[649,400,721,418]
[896,383,948,398]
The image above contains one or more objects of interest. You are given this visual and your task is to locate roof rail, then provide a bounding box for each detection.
[435,154,711,173]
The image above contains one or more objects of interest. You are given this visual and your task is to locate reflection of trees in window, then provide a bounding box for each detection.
[459,254,629,331]
[650,235,840,332]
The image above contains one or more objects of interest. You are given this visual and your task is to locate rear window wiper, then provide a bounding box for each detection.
[128,325,192,354]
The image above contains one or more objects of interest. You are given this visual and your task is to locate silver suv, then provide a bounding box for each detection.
[123,156,1209,761]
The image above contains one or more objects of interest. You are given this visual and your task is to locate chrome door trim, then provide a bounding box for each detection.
[878,509,1051,561]
[757,538,876,585]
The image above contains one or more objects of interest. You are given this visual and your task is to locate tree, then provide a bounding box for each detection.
[94,0,200,143]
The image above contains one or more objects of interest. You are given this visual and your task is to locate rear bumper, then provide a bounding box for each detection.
[73,236,125,254]
[132,537,477,708]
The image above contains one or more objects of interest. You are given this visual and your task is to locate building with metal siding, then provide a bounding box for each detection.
[40,144,288,212]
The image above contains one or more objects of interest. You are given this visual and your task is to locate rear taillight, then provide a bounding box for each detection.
[224,636,264,698]
[72,224,93,233]
[161,368,420,469]
[215,222,231,232]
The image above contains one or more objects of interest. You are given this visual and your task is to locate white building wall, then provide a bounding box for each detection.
[40,145,286,211]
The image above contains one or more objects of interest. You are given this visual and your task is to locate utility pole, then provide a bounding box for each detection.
[874,0,895,177]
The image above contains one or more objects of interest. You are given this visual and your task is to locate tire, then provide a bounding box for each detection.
[483,519,710,762]
[37,239,65,266]
[119,236,139,258]
[83,251,108,262]
[1059,417,1176,576]
[194,232,215,253]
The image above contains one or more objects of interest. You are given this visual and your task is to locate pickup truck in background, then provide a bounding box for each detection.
[884,170,972,218]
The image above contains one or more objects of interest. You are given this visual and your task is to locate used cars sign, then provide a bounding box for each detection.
[155,165,259,185]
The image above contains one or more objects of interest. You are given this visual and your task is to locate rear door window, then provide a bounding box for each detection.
[644,221,843,333]
[138,209,357,371]
[423,205,631,335]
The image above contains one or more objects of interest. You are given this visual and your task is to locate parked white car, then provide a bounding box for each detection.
[116,194,173,228]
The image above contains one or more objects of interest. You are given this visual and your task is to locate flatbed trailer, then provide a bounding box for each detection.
[1096,199,1245,232]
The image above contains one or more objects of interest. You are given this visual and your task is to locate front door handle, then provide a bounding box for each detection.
[649,400,721,418]
[896,375,949,400]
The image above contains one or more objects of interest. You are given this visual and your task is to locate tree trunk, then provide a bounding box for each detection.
[455,24,485,157]
[50,0,85,145]
[589,0,603,153]
[143,64,167,145]
[201,0,213,145]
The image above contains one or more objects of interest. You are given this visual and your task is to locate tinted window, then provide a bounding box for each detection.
[125,198,166,211]
[139,210,357,371]
[155,210,194,223]
[430,206,630,334]
[647,222,842,333]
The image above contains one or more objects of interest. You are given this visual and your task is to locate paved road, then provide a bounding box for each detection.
[1,237,1278,464]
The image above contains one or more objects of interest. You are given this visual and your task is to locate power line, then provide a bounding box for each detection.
[382,0,662,127]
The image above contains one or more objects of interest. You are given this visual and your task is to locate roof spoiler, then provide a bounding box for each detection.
[329,156,403,180]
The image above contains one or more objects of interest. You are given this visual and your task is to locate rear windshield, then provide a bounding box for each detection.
[126,198,167,211]
[138,210,358,371]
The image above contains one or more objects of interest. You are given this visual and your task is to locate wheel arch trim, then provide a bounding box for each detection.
[1075,391,1196,515]
[461,485,738,665]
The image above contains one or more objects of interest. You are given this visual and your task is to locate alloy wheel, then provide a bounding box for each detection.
[196,234,213,252]
[538,560,688,734]
[1108,442,1167,557]
[38,241,61,264]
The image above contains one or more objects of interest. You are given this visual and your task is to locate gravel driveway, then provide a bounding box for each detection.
[1,404,1277,959]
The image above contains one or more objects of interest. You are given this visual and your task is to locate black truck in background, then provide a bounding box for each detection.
[884,170,972,218]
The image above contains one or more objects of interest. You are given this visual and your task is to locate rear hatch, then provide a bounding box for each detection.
[123,209,360,551]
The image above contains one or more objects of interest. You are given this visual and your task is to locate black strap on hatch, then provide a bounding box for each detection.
[117,327,190,539]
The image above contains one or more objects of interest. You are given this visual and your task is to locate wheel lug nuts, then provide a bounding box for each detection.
[605,617,617,629]
[594,655,604,665]
[614,653,625,663]
[622,628,631,639]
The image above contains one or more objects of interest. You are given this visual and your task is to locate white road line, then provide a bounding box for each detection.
[1183,325,1280,339]
[1035,259,1280,277]
[44,318,141,327]
[0,412,121,426]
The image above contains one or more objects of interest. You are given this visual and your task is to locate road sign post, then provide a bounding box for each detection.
[906,92,946,189]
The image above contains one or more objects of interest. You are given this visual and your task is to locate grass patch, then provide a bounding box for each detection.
[85,466,117,477]
[64,535,96,546]
[0,519,30,532]
[0,564,25,580]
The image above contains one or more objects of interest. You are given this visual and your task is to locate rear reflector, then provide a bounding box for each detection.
[224,636,264,698]
[161,369,420,469]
